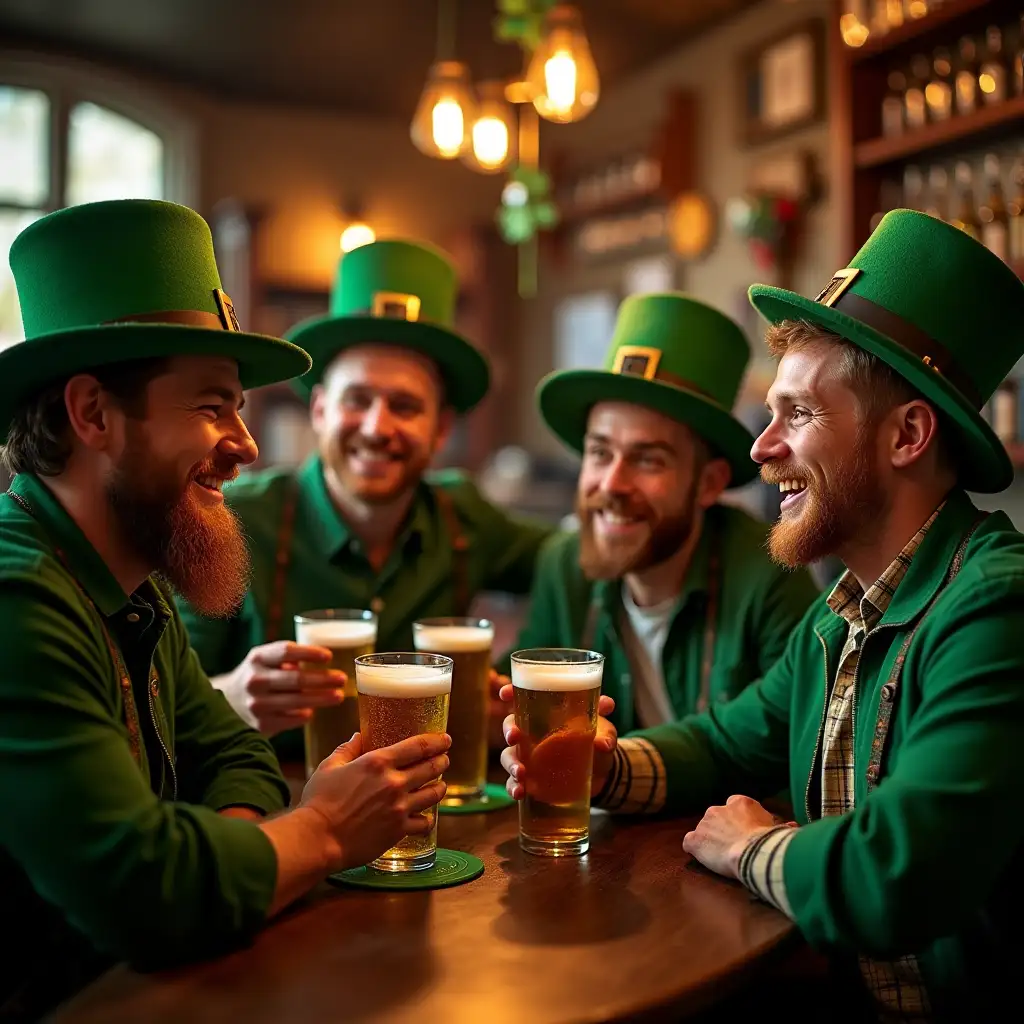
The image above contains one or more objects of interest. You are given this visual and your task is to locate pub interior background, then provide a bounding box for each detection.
[3,0,1024,621]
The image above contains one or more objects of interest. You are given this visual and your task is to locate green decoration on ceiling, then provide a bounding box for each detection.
[496,165,559,247]
[493,0,557,52]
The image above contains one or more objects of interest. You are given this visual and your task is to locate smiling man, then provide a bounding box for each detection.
[178,239,550,757]
[0,202,453,1017]
[501,211,1024,1020]
[503,294,818,731]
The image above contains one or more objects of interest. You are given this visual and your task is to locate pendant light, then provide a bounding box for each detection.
[526,4,599,124]
[463,79,517,173]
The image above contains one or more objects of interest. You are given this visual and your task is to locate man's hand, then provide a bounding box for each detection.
[496,682,617,800]
[681,795,785,879]
[487,669,509,750]
[300,731,451,871]
[214,641,346,736]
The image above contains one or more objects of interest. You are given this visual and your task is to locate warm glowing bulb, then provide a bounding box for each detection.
[544,50,577,114]
[340,222,375,252]
[472,116,509,170]
[979,72,996,94]
[839,13,869,47]
[432,98,465,158]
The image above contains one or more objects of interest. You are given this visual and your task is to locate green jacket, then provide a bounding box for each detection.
[177,456,552,757]
[502,504,820,731]
[0,474,289,1017]
[635,491,1024,1021]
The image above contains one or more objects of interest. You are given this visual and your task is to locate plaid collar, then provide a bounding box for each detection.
[826,504,944,633]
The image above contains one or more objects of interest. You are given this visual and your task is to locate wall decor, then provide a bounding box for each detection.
[738,18,825,147]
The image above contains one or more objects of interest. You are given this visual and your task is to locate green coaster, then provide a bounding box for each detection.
[327,849,484,891]
[439,782,515,815]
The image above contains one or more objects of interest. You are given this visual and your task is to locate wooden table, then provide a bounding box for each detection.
[54,801,797,1024]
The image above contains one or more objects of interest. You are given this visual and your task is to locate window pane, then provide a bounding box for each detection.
[0,87,49,206]
[0,209,43,352]
[67,101,163,206]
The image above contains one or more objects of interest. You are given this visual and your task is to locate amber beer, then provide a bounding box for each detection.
[511,649,604,857]
[413,617,494,802]
[294,609,377,778]
[355,653,452,871]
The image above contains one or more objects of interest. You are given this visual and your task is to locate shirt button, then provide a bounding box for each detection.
[126,612,140,624]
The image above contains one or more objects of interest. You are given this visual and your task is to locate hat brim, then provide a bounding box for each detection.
[0,322,311,436]
[285,315,490,414]
[748,284,1011,493]
[537,369,759,488]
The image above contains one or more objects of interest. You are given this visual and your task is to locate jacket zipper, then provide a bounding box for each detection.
[148,677,178,800]
[806,631,831,821]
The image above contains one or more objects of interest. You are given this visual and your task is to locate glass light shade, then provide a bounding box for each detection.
[463,80,516,174]
[526,5,599,124]
[411,60,476,159]
[340,222,375,252]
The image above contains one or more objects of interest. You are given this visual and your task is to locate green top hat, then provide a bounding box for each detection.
[749,208,1024,493]
[537,294,758,487]
[1,199,311,436]
[285,239,490,413]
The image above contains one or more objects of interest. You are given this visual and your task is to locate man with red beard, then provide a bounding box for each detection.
[0,202,453,1017]
[178,239,550,758]
[501,211,1024,1020]
[502,293,818,732]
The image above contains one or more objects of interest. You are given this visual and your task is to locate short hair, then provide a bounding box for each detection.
[0,357,169,477]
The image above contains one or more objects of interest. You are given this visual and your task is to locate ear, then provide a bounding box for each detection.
[63,374,121,454]
[888,400,941,470]
[432,406,456,454]
[696,456,732,509]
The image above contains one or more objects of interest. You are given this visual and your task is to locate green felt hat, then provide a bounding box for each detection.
[749,208,1024,493]
[1,199,311,436]
[285,239,490,413]
[537,294,758,487]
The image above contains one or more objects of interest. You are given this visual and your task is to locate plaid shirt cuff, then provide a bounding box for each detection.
[737,824,797,918]
[593,738,667,814]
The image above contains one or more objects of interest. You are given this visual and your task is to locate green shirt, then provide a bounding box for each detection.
[502,503,820,733]
[612,491,1024,1020]
[177,456,552,755]
[0,473,288,1018]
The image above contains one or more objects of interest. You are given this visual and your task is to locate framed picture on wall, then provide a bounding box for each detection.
[738,18,825,147]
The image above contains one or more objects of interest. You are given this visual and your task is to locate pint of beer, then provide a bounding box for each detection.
[355,652,452,872]
[412,617,494,803]
[294,609,377,778]
[511,648,604,857]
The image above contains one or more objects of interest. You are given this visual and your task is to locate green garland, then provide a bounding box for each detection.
[493,0,558,51]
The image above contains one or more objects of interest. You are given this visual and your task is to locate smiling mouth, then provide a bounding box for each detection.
[778,478,808,507]
[193,474,227,494]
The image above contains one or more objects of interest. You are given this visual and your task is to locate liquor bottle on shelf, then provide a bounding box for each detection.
[978,153,1009,264]
[925,165,950,222]
[955,36,979,116]
[1008,158,1024,263]
[950,162,981,241]
[1013,15,1024,97]
[870,0,889,37]
[882,70,907,136]
[869,180,902,233]
[885,0,904,30]
[926,47,954,122]
[904,55,930,130]
[903,165,925,211]
[979,26,1008,106]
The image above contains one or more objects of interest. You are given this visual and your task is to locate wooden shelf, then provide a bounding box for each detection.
[854,95,1024,168]
[850,0,997,62]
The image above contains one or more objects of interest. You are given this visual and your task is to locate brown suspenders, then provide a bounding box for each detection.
[865,512,987,791]
[579,520,721,712]
[263,479,470,642]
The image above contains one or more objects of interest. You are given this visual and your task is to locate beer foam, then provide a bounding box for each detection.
[295,620,377,647]
[511,661,603,692]
[414,625,494,652]
[356,663,452,698]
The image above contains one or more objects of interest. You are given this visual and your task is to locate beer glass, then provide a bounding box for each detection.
[355,652,452,871]
[511,648,604,857]
[412,617,494,803]
[294,608,377,778]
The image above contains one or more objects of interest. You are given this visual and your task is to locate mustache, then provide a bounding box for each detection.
[581,492,650,517]
[191,458,240,484]
[759,464,811,486]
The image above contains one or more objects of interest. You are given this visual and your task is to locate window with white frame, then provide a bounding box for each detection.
[0,55,196,350]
